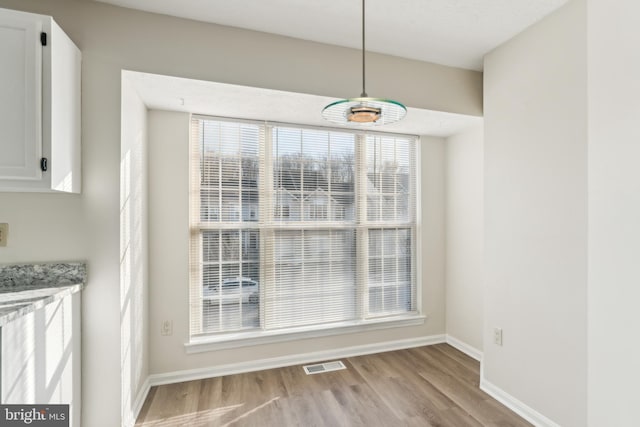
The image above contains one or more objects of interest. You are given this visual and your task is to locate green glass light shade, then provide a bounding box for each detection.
[322,97,407,126]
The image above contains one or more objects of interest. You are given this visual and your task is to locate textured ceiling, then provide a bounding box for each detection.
[93,0,567,70]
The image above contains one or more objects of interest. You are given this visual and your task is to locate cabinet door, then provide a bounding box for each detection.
[0,13,42,180]
[1,292,81,426]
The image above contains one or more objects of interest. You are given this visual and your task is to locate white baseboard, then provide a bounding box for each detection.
[149,334,446,387]
[445,335,483,361]
[480,378,561,427]
[125,377,151,427]
[444,336,558,427]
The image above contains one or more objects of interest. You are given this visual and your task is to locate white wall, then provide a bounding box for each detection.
[120,74,149,427]
[147,110,190,375]
[0,0,480,424]
[420,136,447,339]
[483,1,587,426]
[445,124,483,352]
[147,110,448,375]
[587,0,640,425]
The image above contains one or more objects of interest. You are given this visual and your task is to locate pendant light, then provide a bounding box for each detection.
[322,0,406,126]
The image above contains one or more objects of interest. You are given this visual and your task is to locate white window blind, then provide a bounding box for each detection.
[189,116,418,339]
[364,135,416,315]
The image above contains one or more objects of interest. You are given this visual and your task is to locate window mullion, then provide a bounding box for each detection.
[300,128,305,220]
[328,134,332,220]
[238,129,243,320]
[190,117,204,334]
[356,133,369,320]
[260,125,274,330]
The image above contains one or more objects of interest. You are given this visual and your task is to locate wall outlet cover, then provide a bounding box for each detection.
[494,328,503,346]
[161,320,173,336]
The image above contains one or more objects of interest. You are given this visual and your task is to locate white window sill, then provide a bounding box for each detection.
[185,314,426,354]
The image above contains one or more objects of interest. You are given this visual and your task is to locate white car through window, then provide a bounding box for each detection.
[203,277,259,305]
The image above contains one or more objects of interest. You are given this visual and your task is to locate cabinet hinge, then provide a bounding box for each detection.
[40,158,48,172]
[40,32,47,46]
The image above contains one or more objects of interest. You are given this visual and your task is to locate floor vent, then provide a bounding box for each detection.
[303,360,346,375]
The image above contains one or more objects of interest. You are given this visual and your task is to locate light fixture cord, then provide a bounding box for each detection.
[361,0,367,98]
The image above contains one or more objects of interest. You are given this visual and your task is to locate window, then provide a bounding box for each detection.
[274,205,290,219]
[189,116,418,341]
[307,203,327,220]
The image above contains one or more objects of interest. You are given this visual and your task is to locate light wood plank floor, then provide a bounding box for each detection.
[135,344,532,426]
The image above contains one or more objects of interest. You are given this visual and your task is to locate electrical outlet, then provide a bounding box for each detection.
[0,223,7,247]
[494,328,503,346]
[161,320,173,336]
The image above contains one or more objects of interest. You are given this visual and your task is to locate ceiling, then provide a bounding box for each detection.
[119,1,566,135]
[126,71,482,137]
[94,0,567,71]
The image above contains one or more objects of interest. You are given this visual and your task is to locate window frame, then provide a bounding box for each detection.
[188,115,424,351]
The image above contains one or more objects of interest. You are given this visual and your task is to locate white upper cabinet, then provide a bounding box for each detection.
[0,8,81,193]
[0,12,42,181]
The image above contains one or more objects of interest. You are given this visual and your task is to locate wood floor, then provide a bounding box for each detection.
[135,344,531,427]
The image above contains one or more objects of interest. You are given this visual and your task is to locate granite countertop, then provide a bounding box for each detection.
[0,263,86,327]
